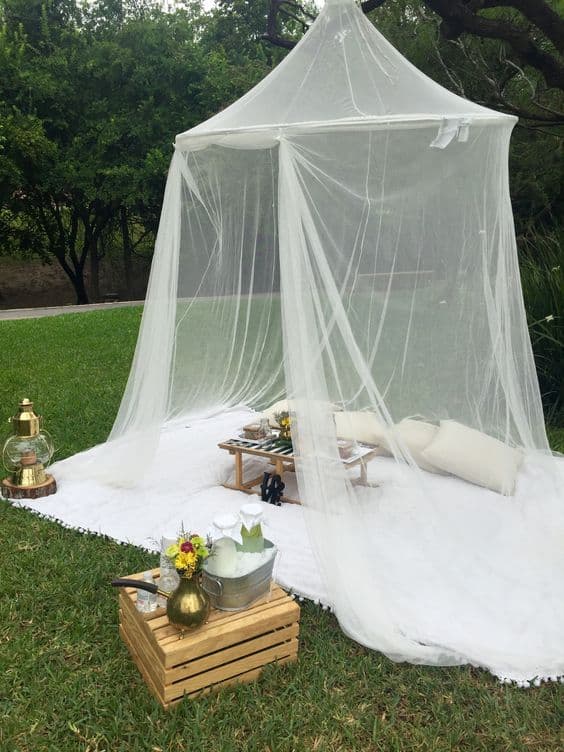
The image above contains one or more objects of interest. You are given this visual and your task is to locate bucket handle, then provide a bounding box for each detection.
[202,575,223,597]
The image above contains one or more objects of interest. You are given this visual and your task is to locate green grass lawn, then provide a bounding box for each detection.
[0,309,563,752]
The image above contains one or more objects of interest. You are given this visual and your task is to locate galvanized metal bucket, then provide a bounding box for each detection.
[201,539,277,612]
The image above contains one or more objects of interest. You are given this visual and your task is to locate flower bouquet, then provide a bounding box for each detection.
[165,532,210,579]
[274,410,292,448]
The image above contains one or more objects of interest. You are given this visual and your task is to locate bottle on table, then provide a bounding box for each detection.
[239,501,265,553]
[158,534,180,607]
[136,571,158,613]
[260,416,271,439]
[207,513,239,577]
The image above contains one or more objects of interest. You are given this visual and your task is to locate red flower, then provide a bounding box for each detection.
[180,541,194,553]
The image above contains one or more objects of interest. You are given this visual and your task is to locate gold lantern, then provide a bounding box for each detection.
[1,399,57,499]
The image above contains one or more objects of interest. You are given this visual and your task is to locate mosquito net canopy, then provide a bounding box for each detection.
[50,0,564,683]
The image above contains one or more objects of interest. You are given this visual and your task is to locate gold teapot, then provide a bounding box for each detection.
[111,575,210,633]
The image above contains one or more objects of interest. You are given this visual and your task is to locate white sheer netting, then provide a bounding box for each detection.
[35,0,563,684]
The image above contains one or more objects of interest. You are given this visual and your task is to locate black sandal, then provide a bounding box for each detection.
[260,471,272,502]
[267,473,285,506]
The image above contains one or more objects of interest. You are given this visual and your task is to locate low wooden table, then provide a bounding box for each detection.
[218,437,380,504]
[118,568,300,709]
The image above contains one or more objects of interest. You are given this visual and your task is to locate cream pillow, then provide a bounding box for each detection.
[383,418,446,474]
[334,411,388,448]
[263,399,342,428]
[263,399,289,428]
[421,420,523,495]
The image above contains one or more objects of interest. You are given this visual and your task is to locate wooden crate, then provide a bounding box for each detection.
[118,568,300,709]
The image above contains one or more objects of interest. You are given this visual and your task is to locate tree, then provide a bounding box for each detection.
[0,0,293,302]
[0,3,100,303]
[418,1,564,93]
[0,0,209,302]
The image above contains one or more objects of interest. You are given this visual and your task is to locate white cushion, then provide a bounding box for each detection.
[334,411,388,448]
[421,420,523,495]
[383,418,446,474]
[263,399,343,428]
[263,399,290,428]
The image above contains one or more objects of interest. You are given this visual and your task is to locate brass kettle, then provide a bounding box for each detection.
[111,575,210,632]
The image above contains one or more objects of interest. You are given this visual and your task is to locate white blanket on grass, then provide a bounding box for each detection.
[10,408,564,685]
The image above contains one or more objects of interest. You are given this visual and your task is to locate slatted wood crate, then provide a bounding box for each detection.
[118,568,300,709]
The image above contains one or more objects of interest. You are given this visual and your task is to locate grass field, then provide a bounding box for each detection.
[1,309,563,752]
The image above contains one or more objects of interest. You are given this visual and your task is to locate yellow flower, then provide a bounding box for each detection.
[175,550,197,572]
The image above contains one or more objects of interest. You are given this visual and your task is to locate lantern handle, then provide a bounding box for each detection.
[2,442,18,473]
[40,428,55,460]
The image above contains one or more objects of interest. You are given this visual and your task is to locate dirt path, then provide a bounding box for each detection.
[0,300,143,320]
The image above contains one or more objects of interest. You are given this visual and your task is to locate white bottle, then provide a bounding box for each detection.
[208,513,239,577]
[260,416,271,439]
[239,502,265,553]
[136,571,158,613]
[158,534,180,607]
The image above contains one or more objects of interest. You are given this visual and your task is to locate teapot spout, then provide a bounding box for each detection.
[110,578,171,599]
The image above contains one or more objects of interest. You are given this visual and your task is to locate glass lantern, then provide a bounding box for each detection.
[1,398,57,499]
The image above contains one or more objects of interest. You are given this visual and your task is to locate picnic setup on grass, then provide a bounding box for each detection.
[4,0,564,701]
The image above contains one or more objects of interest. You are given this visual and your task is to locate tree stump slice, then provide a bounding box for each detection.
[1,475,57,499]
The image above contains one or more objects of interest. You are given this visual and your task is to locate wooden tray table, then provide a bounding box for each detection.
[218,437,381,504]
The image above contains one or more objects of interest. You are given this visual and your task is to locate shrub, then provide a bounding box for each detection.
[519,227,564,426]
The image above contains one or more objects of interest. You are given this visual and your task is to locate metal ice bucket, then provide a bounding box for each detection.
[201,539,277,612]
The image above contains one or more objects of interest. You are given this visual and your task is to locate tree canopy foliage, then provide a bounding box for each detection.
[0,0,275,301]
[0,0,562,316]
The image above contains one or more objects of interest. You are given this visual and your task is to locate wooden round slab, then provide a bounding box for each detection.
[1,475,57,500]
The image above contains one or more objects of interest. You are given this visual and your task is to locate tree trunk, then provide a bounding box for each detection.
[89,236,100,302]
[51,248,90,305]
[120,206,134,300]
[57,261,90,304]
[74,272,89,304]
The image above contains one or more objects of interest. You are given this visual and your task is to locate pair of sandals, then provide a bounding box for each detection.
[260,472,285,506]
